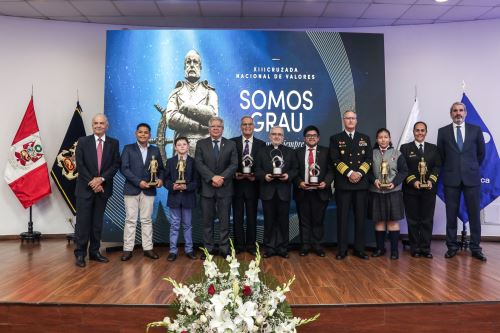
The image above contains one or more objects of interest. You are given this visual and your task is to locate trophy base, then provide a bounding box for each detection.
[419,183,430,189]
[272,168,283,178]
[242,167,252,174]
[175,180,186,185]
[379,183,392,189]
[305,183,320,188]
[241,172,254,178]
[148,181,159,186]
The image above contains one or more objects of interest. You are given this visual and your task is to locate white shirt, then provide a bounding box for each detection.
[137,142,149,164]
[345,130,356,139]
[94,134,106,148]
[414,141,425,152]
[453,122,465,142]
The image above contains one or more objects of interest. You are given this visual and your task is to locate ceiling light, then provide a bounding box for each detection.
[435,0,449,3]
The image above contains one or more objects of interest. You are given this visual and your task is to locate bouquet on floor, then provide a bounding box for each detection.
[147,242,319,333]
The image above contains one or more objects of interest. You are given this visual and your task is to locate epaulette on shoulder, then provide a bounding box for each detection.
[201,80,216,91]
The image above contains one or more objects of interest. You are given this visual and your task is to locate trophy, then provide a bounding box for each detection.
[242,154,254,175]
[271,148,284,178]
[418,157,430,188]
[307,163,321,186]
[175,157,187,185]
[148,155,159,186]
[379,159,391,188]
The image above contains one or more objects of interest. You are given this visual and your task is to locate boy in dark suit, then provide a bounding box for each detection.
[164,137,198,261]
[120,123,164,261]
[294,125,333,257]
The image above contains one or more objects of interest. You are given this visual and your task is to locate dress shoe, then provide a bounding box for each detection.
[299,249,309,256]
[371,249,386,257]
[89,253,109,263]
[353,251,369,260]
[185,252,197,260]
[314,249,325,257]
[167,253,177,262]
[421,252,433,259]
[75,256,86,267]
[263,251,275,258]
[410,252,421,258]
[445,250,457,259]
[472,251,487,262]
[336,252,347,260]
[121,251,133,261]
[390,251,399,260]
[278,251,289,259]
[144,250,159,260]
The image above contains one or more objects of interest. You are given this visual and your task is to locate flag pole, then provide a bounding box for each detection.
[20,206,42,243]
[459,81,469,251]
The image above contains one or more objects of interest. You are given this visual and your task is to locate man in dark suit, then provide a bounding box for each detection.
[74,113,120,267]
[230,116,265,255]
[329,110,372,260]
[437,102,486,261]
[120,123,164,261]
[255,126,298,258]
[294,125,334,257]
[195,116,238,259]
[400,121,441,258]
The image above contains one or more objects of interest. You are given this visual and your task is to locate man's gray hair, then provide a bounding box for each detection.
[209,116,224,127]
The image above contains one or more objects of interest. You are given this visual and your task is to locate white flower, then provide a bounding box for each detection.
[209,309,236,333]
[234,300,257,331]
[204,260,219,279]
[209,289,233,319]
[200,315,207,323]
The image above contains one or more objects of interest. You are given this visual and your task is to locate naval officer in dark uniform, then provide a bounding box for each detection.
[400,121,441,258]
[329,110,372,260]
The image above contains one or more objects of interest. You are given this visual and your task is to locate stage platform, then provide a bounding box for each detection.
[1,239,500,332]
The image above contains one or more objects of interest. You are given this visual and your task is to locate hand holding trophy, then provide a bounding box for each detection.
[242,154,254,176]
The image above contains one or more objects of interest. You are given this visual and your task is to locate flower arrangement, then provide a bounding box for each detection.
[147,242,319,333]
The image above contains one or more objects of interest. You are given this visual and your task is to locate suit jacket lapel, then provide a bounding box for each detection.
[89,136,99,173]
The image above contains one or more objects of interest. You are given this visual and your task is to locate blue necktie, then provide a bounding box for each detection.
[243,139,249,156]
[456,126,463,151]
[213,140,220,159]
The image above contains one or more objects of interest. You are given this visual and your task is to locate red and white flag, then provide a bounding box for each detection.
[4,96,51,208]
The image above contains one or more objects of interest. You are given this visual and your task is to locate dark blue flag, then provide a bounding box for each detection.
[437,93,500,222]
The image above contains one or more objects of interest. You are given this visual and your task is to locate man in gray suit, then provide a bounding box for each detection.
[195,116,238,259]
[437,102,486,261]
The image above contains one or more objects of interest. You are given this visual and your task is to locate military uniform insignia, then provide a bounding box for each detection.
[362,150,365,154]
[358,138,367,146]
[341,150,345,155]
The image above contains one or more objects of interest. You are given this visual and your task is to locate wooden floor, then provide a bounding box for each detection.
[1,239,500,306]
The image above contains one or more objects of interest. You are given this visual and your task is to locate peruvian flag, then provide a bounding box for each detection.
[4,96,51,208]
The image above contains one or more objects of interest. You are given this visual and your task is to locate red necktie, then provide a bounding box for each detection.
[308,148,314,166]
[97,138,103,175]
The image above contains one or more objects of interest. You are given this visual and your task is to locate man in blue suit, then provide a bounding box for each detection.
[437,102,486,261]
[120,123,164,261]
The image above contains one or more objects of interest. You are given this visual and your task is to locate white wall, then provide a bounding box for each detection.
[0,16,498,236]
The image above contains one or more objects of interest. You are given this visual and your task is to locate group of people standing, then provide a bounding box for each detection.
[73,101,486,268]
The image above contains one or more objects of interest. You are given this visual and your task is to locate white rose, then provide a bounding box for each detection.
[200,315,207,323]
[255,315,264,324]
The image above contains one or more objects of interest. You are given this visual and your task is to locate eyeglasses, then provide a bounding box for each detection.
[305,134,318,138]
[270,133,283,136]
[241,123,254,127]
[209,125,223,128]
[343,117,357,120]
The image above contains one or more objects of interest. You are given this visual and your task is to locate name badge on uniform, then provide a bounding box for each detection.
[359,138,367,147]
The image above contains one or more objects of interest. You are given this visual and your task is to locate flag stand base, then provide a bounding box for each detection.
[20,206,41,243]
[20,231,41,243]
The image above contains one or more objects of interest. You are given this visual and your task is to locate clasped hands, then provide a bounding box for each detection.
[211,175,225,188]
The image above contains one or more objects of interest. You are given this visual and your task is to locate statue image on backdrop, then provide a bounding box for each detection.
[153,49,219,160]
